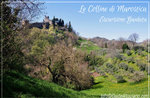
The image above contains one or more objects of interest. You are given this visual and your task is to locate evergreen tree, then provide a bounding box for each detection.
[122,43,130,53]
[52,16,56,29]
[68,21,72,32]
[61,20,64,26]
[105,43,108,48]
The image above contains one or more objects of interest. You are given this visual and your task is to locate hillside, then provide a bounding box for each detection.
[3,26,150,98]
[3,70,98,98]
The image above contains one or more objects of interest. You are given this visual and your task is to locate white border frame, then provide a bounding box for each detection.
[1,0,149,98]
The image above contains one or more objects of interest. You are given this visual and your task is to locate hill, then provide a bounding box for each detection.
[3,70,98,98]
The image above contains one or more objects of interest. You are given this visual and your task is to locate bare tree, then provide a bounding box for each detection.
[128,33,139,47]
[8,0,44,21]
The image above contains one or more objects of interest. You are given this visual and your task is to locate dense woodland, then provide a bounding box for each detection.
[1,0,150,97]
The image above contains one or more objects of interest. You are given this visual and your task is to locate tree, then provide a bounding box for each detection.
[117,37,125,49]
[52,16,56,29]
[128,33,139,47]
[31,42,93,90]
[1,0,42,71]
[61,20,64,26]
[68,21,72,32]
[105,43,107,48]
[122,43,130,52]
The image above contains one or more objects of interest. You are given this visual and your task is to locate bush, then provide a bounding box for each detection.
[85,52,104,67]
[105,63,118,72]
[129,71,145,83]
[96,49,107,56]
[137,49,142,55]
[137,50,146,56]
[122,43,130,53]
[96,70,107,77]
[114,53,124,61]
[118,63,128,71]
[105,68,114,75]
[128,67,135,73]
[112,67,119,72]
[133,45,144,51]
[127,57,135,63]
[106,63,113,68]
[126,50,132,56]
[115,75,126,83]
[137,63,146,71]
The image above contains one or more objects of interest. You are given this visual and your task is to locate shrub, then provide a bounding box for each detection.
[122,43,130,53]
[137,49,142,55]
[126,50,132,56]
[118,63,128,71]
[105,63,118,72]
[114,53,124,61]
[137,50,146,57]
[133,45,144,51]
[128,67,135,73]
[115,75,126,83]
[97,70,107,77]
[106,63,113,68]
[129,71,145,83]
[105,68,114,75]
[78,37,82,40]
[127,57,135,63]
[112,67,119,72]
[85,52,104,67]
[97,49,107,56]
[137,63,146,71]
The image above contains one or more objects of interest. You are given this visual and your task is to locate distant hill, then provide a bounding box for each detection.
[90,37,135,49]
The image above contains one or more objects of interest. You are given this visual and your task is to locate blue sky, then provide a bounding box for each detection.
[37,0,149,42]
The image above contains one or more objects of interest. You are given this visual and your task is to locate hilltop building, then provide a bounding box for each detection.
[22,16,64,29]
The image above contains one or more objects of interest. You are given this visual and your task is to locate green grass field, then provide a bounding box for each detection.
[3,70,98,98]
[77,39,100,53]
[81,76,149,97]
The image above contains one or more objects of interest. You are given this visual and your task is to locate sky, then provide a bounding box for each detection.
[37,0,149,42]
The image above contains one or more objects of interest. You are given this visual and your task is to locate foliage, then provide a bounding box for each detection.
[106,63,113,68]
[118,63,128,71]
[122,43,130,53]
[133,45,145,51]
[115,75,126,83]
[114,53,124,61]
[128,67,135,73]
[1,0,26,72]
[105,68,114,75]
[127,57,135,63]
[126,50,132,56]
[137,63,146,71]
[26,39,94,90]
[68,21,73,32]
[85,52,104,67]
[129,71,145,83]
